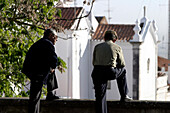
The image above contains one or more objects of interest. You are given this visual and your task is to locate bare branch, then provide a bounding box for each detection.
[76,9,85,30]
[55,0,94,21]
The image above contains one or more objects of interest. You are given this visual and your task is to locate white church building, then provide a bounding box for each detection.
[54,6,159,101]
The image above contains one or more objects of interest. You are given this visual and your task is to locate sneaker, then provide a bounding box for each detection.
[120,95,132,102]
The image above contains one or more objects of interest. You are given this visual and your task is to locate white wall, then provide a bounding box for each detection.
[55,28,157,100]
[73,30,91,99]
[55,30,157,100]
[117,41,133,99]
[139,29,157,100]
[55,35,72,98]
[55,16,93,99]
[71,15,94,99]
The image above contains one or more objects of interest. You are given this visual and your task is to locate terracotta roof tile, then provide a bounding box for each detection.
[55,7,83,29]
[92,24,135,41]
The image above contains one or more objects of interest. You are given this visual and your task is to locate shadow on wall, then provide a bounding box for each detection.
[78,40,94,99]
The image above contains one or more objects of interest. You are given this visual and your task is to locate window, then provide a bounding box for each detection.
[147,58,150,73]
[139,23,144,34]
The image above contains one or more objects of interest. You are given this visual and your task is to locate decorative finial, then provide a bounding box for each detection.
[144,6,146,17]
[130,19,143,42]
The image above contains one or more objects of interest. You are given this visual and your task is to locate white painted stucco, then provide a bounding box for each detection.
[55,10,98,99]
[139,28,157,100]
[130,18,158,100]
[54,12,158,101]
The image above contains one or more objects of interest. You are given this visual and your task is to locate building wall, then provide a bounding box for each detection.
[54,14,157,100]
[55,33,157,100]
[74,30,91,99]
[139,30,157,100]
[55,30,157,100]
[55,32,72,98]
[117,42,133,99]
[55,19,92,99]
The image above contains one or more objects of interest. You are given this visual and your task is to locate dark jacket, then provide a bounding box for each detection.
[22,38,58,79]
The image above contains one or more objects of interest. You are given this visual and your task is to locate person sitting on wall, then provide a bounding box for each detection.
[91,30,132,113]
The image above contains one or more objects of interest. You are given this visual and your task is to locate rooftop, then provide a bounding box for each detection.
[55,7,83,29]
[158,56,170,71]
[92,24,135,41]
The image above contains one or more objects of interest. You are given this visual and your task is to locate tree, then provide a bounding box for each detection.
[0,0,95,97]
[0,0,64,97]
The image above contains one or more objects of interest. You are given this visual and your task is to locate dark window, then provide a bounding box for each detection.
[139,23,144,34]
[147,58,150,73]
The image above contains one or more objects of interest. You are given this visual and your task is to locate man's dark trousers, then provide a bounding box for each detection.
[91,66,129,113]
[28,72,58,113]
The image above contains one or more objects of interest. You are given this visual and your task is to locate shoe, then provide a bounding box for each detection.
[120,95,132,102]
[46,95,60,100]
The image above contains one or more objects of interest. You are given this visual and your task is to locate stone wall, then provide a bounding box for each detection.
[1,98,170,113]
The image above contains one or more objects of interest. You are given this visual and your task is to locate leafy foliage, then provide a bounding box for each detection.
[0,0,62,30]
[57,57,67,73]
[0,0,66,97]
[0,29,36,97]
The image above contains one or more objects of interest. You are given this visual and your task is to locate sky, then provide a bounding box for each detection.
[74,0,169,58]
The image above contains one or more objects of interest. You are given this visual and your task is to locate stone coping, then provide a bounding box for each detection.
[1,97,170,109]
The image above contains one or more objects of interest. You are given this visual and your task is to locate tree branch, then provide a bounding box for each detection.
[75,9,85,30]
[14,20,45,30]
[21,25,34,43]
[54,0,94,21]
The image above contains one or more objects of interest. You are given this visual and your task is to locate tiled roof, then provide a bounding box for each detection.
[55,7,83,29]
[92,24,135,41]
[158,56,170,71]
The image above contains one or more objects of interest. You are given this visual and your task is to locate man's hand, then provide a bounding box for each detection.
[57,65,64,73]
[50,68,55,73]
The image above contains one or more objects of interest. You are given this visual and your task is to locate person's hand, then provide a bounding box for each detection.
[50,69,55,73]
[57,65,64,73]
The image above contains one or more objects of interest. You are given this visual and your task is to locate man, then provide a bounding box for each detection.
[22,28,60,113]
[91,30,132,113]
